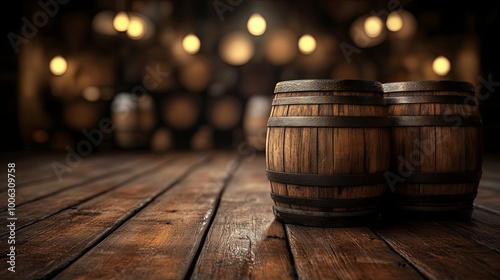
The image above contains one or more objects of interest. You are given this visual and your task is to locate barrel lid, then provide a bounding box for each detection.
[274,79,383,93]
[382,80,475,93]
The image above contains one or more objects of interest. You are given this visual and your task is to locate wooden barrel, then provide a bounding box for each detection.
[207,95,243,131]
[243,95,272,152]
[162,93,201,131]
[112,93,155,149]
[266,79,391,227]
[383,80,483,219]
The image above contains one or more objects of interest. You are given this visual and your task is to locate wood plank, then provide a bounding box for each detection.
[0,154,150,209]
[14,152,143,186]
[191,156,295,280]
[0,153,210,280]
[2,152,135,188]
[1,152,67,185]
[53,153,235,280]
[373,221,500,279]
[475,186,500,214]
[0,154,178,237]
[439,208,500,254]
[287,225,422,280]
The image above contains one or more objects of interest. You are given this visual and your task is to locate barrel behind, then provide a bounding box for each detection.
[266,79,391,227]
[112,93,156,149]
[383,80,483,219]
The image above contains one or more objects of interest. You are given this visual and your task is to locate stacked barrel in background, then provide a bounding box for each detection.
[383,81,483,219]
[266,79,391,227]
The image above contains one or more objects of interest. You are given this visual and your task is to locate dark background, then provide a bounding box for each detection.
[1,0,499,154]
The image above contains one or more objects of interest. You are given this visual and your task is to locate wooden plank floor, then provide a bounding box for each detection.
[1,151,500,279]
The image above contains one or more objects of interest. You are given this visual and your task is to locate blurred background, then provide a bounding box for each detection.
[1,0,499,155]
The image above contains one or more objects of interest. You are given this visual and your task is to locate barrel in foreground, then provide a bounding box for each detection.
[266,79,391,227]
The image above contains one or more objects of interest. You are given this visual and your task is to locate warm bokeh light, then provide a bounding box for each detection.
[182,34,201,54]
[126,16,145,39]
[112,11,129,32]
[393,11,417,39]
[364,16,383,38]
[49,55,68,76]
[298,34,317,55]
[92,11,117,36]
[297,34,337,71]
[386,12,404,32]
[180,56,213,92]
[219,31,254,66]
[247,13,266,36]
[350,16,386,48]
[264,28,297,65]
[432,56,451,76]
[82,86,100,102]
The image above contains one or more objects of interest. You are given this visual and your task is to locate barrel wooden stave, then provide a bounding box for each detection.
[267,85,390,226]
[384,82,483,217]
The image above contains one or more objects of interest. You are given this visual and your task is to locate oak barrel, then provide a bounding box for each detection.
[112,93,155,149]
[266,79,391,227]
[244,95,272,152]
[383,80,483,219]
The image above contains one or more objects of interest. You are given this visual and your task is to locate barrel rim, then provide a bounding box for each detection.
[274,79,383,93]
[382,80,475,94]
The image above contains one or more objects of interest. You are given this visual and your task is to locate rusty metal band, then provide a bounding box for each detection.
[272,96,386,106]
[389,116,482,127]
[398,171,482,184]
[272,206,379,227]
[275,79,383,93]
[267,116,391,128]
[271,193,384,208]
[266,170,386,187]
[382,81,475,93]
[392,192,478,203]
[385,96,479,105]
[273,206,378,218]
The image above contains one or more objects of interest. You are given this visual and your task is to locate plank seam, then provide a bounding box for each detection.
[473,205,500,216]
[0,155,180,239]
[40,154,212,280]
[369,227,429,279]
[183,155,242,280]
[283,225,299,279]
[0,157,154,211]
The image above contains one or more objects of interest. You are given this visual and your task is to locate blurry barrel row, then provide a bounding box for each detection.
[111,92,272,152]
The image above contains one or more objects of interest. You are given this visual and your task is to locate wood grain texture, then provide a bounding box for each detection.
[268,92,290,209]
[13,152,141,186]
[0,154,148,208]
[373,221,500,279]
[54,153,234,280]
[441,208,500,253]
[1,152,499,280]
[475,186,500,214]
[0,153,209,280]
[385,87,482,215]
[0,154,175,237]
[287,225,422,280]
[267,83,390,226]
[191,156,295,280]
